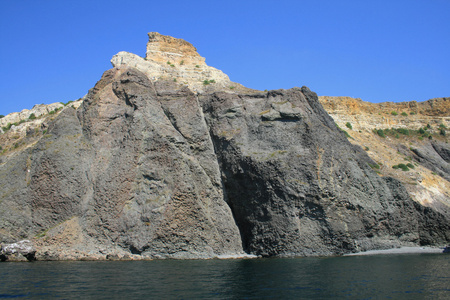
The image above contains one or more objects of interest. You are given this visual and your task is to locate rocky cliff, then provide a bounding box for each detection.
[1,33,449,261]
[319,96,450,218]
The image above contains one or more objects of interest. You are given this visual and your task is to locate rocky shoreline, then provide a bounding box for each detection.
[2,240,447,262]
[1,239,259,262]
[345,246,446,256]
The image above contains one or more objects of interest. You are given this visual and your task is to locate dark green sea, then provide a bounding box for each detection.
[1,254,449,299]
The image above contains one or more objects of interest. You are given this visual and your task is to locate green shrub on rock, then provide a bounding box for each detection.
[399,164,409,171]
[203,79,216,85]
[2,123,12,132]
[336,124,351,138]
[406,163,415,169]
[375,129,385,138]
[393,163,410,171]
[368,163,380,169]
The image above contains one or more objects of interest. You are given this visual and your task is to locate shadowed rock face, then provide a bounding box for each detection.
[200,88,450,256]
[0,34,449,260]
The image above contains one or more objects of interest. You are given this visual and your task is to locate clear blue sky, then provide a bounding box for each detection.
[1,0,449,115]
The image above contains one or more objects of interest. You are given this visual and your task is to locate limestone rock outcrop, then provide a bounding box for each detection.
[111,32,249,94]
[319,96,449,132]
[1,101,83,128]
[0,33,449,260]
[0,100,83,138]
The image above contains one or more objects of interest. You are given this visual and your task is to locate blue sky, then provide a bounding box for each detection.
[1,0,449,115]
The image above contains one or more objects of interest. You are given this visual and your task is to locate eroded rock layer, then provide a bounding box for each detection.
[319,96,450,218]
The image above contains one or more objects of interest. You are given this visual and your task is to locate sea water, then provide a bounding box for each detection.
[1,254,449,299]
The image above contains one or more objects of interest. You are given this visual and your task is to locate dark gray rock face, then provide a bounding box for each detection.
[409,142,450,181]
[200,87,450,256]
[1,67,243,259]
[0,67,449,259]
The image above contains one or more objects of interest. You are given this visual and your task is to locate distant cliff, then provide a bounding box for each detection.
[319,96,450,218]
[1,33,449,261]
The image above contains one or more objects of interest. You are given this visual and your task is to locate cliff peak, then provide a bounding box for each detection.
[111,32,253,93]
[146,32,205,66]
